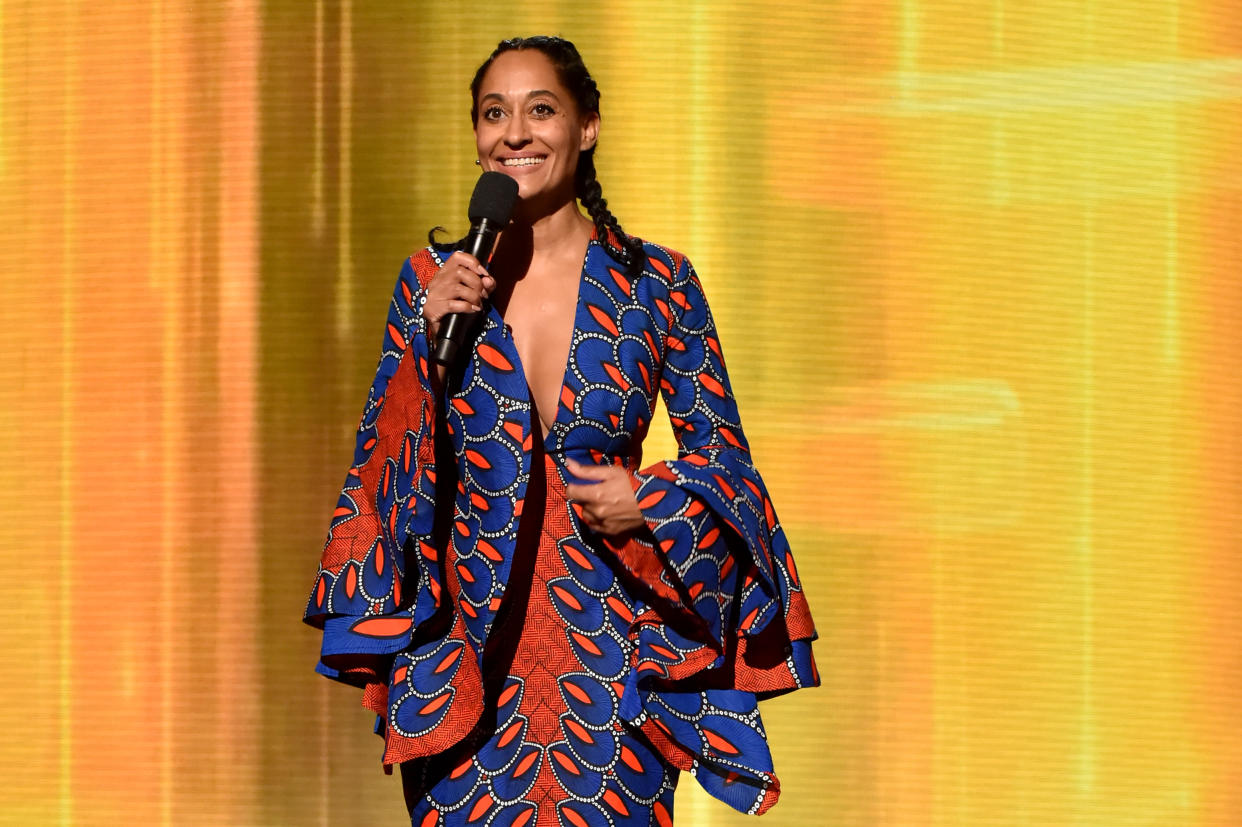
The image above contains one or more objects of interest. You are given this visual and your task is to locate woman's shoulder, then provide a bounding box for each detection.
[408,227,461,268]
[398,245,450,291]
[605,234,693,287]
[644,240,699,293]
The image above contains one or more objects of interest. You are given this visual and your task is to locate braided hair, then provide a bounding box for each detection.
[469,36,647,276]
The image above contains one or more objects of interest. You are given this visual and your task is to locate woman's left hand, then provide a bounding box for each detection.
[564,459,646,537]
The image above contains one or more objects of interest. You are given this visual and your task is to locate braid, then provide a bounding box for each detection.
[426,225,458,254]
[576,149,645,275]
[471,36,647,277]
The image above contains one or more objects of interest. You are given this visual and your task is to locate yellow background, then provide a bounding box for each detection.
[2,0,1240,824]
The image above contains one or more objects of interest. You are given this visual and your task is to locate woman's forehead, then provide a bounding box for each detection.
[477,50,568,101]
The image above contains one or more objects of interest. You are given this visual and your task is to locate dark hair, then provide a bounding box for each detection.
[467,35,646,275]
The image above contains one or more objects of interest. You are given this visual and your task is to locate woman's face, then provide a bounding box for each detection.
[474,49,598,209]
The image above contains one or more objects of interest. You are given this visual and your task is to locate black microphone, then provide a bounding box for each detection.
[432,172,520,366]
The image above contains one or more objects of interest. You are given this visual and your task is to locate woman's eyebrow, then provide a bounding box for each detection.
[479,89,562,105]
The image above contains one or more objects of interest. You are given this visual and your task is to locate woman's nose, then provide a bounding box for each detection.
[504,112,530,145]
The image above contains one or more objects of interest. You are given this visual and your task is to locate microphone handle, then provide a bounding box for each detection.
[432,218,502,366]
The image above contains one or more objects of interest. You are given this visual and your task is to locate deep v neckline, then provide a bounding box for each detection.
[499,233,594,447]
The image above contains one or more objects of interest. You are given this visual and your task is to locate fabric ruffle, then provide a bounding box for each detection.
[303,251,460,765]
[590,448,816,815]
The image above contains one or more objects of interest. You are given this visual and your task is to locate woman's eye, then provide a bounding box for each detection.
[531,102,555,117]
[483,106,505,121]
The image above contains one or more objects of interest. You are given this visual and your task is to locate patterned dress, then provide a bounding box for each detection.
[304,231,819,825]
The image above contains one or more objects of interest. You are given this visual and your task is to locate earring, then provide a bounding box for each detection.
[474,159,481,166]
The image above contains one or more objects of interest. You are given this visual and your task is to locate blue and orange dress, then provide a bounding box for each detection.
[303,231,819,825]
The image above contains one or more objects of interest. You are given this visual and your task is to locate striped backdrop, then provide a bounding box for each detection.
[1,1,1238,824]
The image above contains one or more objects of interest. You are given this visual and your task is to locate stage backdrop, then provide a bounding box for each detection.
[2,1,1239,824]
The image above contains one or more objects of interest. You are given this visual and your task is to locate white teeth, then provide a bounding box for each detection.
[502,156,545,167]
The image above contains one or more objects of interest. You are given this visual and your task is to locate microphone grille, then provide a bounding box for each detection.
[468,171,519,225]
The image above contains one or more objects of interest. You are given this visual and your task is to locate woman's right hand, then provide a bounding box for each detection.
[422,251,496,340]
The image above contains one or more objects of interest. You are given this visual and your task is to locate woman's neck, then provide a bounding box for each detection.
[493,197,592,280]
[517,198,592,254]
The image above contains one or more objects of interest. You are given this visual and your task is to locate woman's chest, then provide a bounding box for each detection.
[500,270,581,435]
[443,248,674,457]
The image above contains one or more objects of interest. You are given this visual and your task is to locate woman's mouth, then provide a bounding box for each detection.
[501,156,546,167]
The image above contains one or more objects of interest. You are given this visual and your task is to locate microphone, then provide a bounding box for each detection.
[432,171,520,366]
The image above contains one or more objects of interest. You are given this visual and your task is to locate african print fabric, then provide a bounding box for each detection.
[304,230,819,823]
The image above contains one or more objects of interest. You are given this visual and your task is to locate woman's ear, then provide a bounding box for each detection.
[580,112,600,151]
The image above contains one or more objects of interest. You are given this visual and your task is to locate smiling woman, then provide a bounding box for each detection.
[473,53,593,211]
[469,39,646,277]
[302,35,819,826]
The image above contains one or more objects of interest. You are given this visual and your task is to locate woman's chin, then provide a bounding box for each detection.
[510,187,572,222]
[513,176,551,201]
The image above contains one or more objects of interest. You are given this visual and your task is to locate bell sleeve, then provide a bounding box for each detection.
[615,251,819,815]
[302,251,445,715]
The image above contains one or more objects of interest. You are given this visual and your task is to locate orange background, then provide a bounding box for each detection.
[2,1,1240,824]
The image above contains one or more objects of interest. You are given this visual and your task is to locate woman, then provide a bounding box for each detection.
[304,36,818,825]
